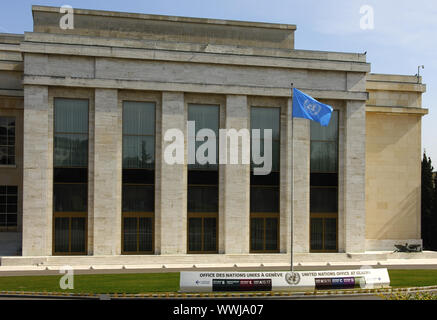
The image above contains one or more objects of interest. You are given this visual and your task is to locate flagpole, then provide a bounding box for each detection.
[290,82,294,274]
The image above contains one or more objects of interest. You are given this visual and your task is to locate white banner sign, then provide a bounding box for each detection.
[180,269,390,292]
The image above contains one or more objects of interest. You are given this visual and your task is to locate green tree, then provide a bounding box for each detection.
[432,172,437,250]
[421,152,435,250]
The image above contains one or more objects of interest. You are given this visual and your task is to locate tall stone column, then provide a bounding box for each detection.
[223,95,250,254]
[280,98,293,253]
[22,85,52,256]
[344,100,366,253]
[158,92,187,254]
[292,118,310,253]
[92,89,122,255]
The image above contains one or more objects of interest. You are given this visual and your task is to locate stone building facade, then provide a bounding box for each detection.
[0,6,428,266]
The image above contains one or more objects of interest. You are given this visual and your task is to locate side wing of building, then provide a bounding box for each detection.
[0,34,23,256]
[365,74,427,250]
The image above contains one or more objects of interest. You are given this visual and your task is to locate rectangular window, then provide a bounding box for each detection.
[187,104,219,253]
[122,101,155,254]
[0,186,18,231]
[0,117,15,165]
[54,215,87,253]
[250,107,280,253]
[53,98,88,255]
[188,216,217,252]
[310,215,337,252]
[250,215,279,252]
[310,110,338,252]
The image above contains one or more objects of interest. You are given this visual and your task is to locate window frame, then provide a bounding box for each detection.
[52,212,88,255]
[249,106,281,254]
[309,109,339,253]
[0,116,16,166]
[187,212,219,254]
[249,212,280,253]
[121,212,154,255]
[121,100,157,255]
[52,97,89,256]
[187,103,220,254]
[0,185,18,232]
[309,213,338,253]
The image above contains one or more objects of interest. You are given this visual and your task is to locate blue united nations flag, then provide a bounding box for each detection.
[292,88,333,127]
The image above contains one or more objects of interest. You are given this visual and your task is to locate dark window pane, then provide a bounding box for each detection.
[188,218,202,252]
[54,217,69,253]
[0,147,6,164]
[310,110,338,141]
[250,186,279,213]
[250,107,280,139]
[54,168,87,183]
[138,217,153,252]
[71,217,86,253]
[123,169,154,184]
[6,214,17,226]
[54,184,87,212]
[123,135,155,169]
[54,99,88,134]
[6,204,17,214]
[251,139,280,172]
[188,186,218,212]
[265,218,278,251]
[310,218,323,251]
[250,218,264,251]
[251,172,279,186]
[6,186,17,194]
[7,136,15,146]
[310,187,338,213]
[122,185,154,212]
[123,217,137,252]
[310,173,338,187]
[188,170,218,185]
[203,218,217,252]
[310,141,337,173]
[54,134,88,167]
[123,102,155,136]
[188,140,219,171]
[0,186,18,227]
[251,107,280,171]
[324,218,337,250]
[188,105,219,135]
[123,102,155,169]
[0,117,15,164]
[188,104,219,169]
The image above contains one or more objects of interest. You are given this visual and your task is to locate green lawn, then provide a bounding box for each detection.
[388,270,437,288]
[0,270,436,294]
[0,273,180,294]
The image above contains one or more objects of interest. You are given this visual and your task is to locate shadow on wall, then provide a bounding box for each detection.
[0,232,22,256]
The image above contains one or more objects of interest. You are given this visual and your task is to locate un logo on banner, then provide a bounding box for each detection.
[303,99,322,117]
[285,272,301,285]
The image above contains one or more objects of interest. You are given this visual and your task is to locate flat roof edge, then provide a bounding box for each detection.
[31,5,297,30]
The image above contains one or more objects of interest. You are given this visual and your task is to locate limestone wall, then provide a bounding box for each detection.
[365,74,427,251]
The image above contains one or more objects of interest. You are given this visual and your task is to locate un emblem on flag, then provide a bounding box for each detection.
[303,99,322,117]
[285,272,301,285]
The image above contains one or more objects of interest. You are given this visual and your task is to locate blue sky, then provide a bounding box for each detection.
[2,0,436,164]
